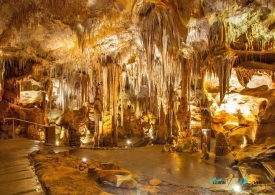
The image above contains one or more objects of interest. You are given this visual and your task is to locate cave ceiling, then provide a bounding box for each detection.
[0,0,275,94]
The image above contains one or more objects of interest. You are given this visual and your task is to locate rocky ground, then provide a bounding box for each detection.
[28,140,275,195]
[30,149,232,195]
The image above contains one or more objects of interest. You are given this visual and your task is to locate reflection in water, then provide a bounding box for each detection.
[70,145,234,188]
[171,153,181,172]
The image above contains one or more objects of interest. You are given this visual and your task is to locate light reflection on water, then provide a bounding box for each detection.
[70,145,235,189]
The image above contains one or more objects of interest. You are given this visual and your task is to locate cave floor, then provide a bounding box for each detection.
[0,138,273,195]
[72,142,236,190]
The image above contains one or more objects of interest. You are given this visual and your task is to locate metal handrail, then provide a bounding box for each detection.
[4,117,49,139]
[4,118,48,127]
[3,117,95,139]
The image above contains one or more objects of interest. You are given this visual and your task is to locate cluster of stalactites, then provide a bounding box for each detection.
[232,50,275,87]
[0,56,28,78]
[235,67,255,87]
[2,0,67,35]
[203,51,237,105]
[234,67,272,88]
[136,2,184,117]
[46,62,91,112]
[0,55,32,103]
[3,0,88,46]
[51,51,112,112]
[226,5,275,52]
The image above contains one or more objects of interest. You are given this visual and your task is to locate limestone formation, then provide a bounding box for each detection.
[0,0,275,154]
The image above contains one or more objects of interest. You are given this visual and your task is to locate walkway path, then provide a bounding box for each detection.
[0,138,66,195]
[0,138,44,195]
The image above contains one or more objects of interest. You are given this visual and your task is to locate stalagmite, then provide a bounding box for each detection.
[81,73,89,104]
[135,100,140,119]
[120,71,126,126]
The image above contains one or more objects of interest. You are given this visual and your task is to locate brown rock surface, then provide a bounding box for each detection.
[1,2,275,190]
[119,179,138,189]
[29,149,233,195]
[30,151,103,195]
[149,178,162,186]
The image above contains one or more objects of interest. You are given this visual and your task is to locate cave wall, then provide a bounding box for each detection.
[0,0,275,148]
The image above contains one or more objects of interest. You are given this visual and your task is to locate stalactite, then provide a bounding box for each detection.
[138,1,182,106]
[159,102,165,126]
[146,33,152,75]
[48,66,53,115]
[191,52,198,101]
[205,51,236,104]
[77,68,81,109]
[59,72,63,111]
[235,67,255,87]
[136,71,141,96]
[162,26,168,97]
[175,56,193,134]
[62,65,65,111]
[0,57,4,102]
[219,22,225,46]
[97,62,102,81]
[89,63,94,100]
[120,71,126,126]
[109,65,113,111]
[113,64,119,116]
[148,79,151,98]
[201,71,206,106]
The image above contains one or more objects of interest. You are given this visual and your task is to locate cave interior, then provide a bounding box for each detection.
[0,0,275,169]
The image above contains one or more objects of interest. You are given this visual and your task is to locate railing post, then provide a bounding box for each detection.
[12,119,15,139]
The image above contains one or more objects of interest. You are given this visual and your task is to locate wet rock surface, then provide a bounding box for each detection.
[30,149,233,195]
[1,138,275,195]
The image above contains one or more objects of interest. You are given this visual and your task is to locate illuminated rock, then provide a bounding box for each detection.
[0,0,275,149]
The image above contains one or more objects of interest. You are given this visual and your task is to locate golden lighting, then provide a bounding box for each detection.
[82,158,87,163]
